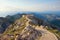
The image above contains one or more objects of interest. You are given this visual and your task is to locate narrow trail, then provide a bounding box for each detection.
[35,26,58,40]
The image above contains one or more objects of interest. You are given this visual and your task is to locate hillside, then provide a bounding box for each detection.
[0,14,58,40]
[0,14,22,34]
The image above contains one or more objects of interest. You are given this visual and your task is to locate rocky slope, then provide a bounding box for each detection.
[0,14,58,40]
[0,14,22,34]
[35,26,58,40]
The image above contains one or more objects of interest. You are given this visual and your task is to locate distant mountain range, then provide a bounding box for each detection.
[0,12,60,40]
[0,12,60,34]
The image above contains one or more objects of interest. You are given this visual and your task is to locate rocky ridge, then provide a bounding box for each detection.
[0,14,58,40]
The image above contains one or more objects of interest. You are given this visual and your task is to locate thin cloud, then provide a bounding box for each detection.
[0,0,60,12]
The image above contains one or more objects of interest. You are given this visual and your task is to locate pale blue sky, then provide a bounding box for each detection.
[0,0,60,17]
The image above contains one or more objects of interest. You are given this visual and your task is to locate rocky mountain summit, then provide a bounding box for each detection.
[0,14,58,40]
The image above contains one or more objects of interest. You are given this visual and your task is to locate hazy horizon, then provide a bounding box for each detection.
[0,0,60,17]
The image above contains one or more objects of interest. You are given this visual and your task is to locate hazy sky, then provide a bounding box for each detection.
[0,0,60,17]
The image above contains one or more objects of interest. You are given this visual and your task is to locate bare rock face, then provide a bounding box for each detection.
[15,25,42,40]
